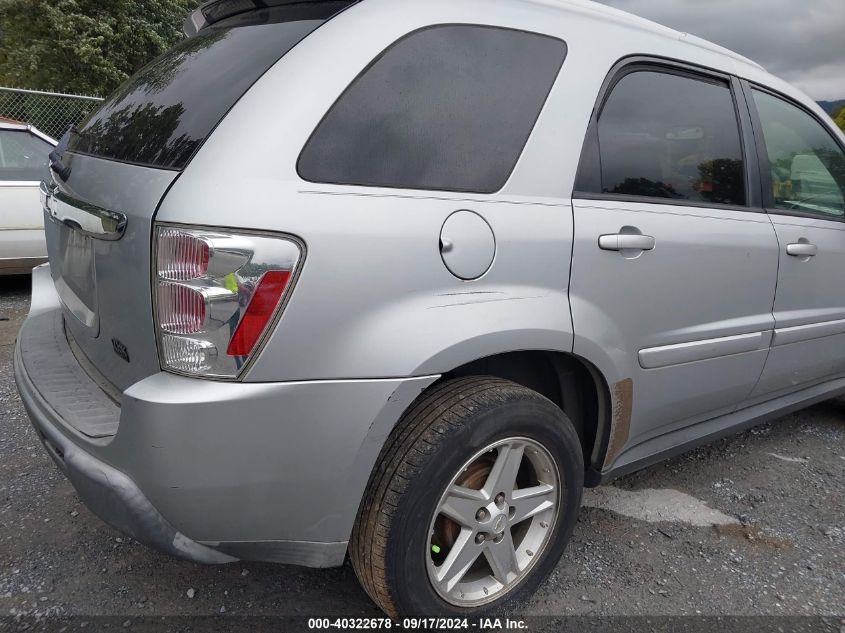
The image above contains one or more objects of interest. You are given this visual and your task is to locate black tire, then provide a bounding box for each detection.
[349,376,584,617]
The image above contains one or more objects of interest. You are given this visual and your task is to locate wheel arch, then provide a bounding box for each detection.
[435,349,613,484]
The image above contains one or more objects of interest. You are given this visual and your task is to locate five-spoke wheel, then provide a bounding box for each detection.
[350,377,584,617]
[427,438,559,606]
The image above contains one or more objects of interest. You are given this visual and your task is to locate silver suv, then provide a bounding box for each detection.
[14,0,845,617]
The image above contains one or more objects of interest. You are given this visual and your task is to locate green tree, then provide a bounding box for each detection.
[834,106,845,134]
[0,0,202,96]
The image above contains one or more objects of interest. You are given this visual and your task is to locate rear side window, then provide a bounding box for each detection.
[67,3,354,170]
[0,130,52,181]
[752,90,845,218]
[595,71,746,206]
[298,25,567,193]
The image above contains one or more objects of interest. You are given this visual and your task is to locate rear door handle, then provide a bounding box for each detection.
[598,234,656,252]
[786,242,818,257]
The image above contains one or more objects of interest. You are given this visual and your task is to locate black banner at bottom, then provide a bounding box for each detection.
[0,616,842,633]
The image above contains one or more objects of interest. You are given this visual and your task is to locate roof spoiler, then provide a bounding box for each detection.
[183,0,355,37]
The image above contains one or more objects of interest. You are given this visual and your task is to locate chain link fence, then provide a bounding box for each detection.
[0,86,103,140]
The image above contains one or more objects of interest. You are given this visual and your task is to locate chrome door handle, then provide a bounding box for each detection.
[786,243,818,257]
[598,234,656,252]
[40,178,127,241]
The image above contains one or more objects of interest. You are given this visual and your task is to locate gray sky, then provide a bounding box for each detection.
[594,0,845,101]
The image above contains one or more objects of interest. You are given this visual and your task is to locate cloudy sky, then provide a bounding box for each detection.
[594,0,845,101]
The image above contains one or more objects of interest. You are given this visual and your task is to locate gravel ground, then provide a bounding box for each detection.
[1,276,843,625]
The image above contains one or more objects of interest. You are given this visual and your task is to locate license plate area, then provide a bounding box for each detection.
[53,227,98,333]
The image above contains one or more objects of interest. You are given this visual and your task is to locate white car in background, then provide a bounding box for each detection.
[0,118,56,275]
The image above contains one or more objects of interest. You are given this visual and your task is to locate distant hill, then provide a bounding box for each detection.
[818,100,845,115]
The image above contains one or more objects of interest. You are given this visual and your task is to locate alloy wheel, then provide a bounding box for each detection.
[425,437,561,607]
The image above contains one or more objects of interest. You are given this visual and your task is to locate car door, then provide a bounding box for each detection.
[0,126,53,270]
[744,86,845,398]
[570,62,780,459]
[0,127,53,229]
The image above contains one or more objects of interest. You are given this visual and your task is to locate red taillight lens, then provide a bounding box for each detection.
[157,228,210,280]
[226,271,292,357]
[156,283,207,334]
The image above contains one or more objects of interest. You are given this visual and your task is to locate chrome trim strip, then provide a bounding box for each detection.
[639,331,769,369]
[40,179,127,241]
[773,317,845,347]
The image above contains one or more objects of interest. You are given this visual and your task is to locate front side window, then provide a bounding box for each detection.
[752,90,845,218]
[597,70,746,206]
[0,130,52,181]
[298,25,567,194]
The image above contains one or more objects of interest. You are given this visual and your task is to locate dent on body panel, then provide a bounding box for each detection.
[603,377,633,469]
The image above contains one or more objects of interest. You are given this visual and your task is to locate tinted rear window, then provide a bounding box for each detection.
[68,3,352,170]
[298,25,567,193]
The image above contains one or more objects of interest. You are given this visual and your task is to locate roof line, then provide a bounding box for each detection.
[521,0,764,71]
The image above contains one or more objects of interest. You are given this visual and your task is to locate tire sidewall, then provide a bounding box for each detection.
[385,394,583,616]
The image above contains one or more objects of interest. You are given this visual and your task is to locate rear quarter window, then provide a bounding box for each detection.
[298,25,567,194]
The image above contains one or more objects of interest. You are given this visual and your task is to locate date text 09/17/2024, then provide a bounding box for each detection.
[307,618,528,630]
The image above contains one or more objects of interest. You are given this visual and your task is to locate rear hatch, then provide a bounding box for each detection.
[44,2,354,393]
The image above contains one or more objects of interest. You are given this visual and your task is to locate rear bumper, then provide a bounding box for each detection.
[14,347,236,564]
[15,264,438,567]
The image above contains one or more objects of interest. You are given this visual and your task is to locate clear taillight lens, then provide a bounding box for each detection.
[160,334,218,374]
[156,283,206,334]
[153,226,301,378]
[156,228,210,280]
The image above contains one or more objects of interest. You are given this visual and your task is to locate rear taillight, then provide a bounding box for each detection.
[226,271,292,357]
[153,226,301,378]
[156,229,210,280]
[156,283,206,334]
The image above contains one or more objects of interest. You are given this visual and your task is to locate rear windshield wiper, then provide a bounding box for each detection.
[49,127,74,181]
